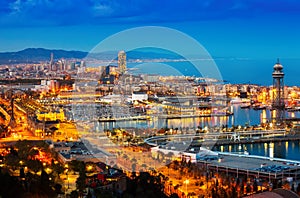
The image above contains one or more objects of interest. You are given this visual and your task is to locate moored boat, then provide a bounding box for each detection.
[241,103,251,109]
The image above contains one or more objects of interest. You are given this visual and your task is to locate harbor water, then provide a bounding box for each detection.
[95,105,300,131]
[213,140,300,161]
[93,105,300,161]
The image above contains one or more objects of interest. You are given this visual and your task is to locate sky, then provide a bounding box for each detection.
[1,0,300,86]
[0,0,300,58]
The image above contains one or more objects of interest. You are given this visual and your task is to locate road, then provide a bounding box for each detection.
[0,97,41,142]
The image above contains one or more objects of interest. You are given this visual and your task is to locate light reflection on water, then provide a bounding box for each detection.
[213,140,300,161]
[95,105,300,131]
[92,104,300,160]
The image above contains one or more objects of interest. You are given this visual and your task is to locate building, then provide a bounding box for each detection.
[50,52,54,71]
[163,97,198,115]
[118,50,126,74]
[132,91,148,101]
[36,109,65,121]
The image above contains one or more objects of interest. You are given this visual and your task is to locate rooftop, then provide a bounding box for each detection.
[245,188,300,198]
[205,153,300,173]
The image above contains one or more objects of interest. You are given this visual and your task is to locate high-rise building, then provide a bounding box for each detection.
[272,59,285,124]
[80,60,86,68]
[118,50,126,74]
[50,52,55,71]
[58,59,67,71]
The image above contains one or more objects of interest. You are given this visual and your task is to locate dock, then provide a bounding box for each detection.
[198,152,300,183]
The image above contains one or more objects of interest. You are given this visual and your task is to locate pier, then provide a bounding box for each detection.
[145,130,300,185]
[144,129,298,147]
[199,152,300,184]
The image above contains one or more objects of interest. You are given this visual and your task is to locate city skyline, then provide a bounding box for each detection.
[2,1,300,195]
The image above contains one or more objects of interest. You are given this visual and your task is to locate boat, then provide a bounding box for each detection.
[252,104,267,110]
[196,147,219,157]
[241,103,251,109]
[230,98,242,104]
[230,98,251,104]
[287,107,300,112]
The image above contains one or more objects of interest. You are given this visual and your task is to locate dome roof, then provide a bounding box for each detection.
[273,59,283,71]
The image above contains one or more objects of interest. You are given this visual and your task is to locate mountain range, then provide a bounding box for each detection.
[0,48,87,64]
[0,48,185,65]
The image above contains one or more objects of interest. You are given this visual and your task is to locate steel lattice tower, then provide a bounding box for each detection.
[272,59,285,124]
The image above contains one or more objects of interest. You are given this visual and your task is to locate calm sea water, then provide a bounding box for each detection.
[213,141,300,161]
[128,58,300,86]
[96,105,300,130]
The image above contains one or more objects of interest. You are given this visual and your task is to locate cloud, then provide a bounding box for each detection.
[0,0,300,27]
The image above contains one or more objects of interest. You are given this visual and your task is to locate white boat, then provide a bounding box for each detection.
[230,98,242,104]
[196,147,218,157]
[230,98,250,104]
[241,103,251,109]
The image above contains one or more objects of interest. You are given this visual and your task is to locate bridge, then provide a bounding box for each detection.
[144,129,287,146]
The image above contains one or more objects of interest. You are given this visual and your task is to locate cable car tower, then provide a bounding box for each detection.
[272,59,285,125]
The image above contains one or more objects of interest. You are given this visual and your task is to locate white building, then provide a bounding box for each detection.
[132,92,148,101]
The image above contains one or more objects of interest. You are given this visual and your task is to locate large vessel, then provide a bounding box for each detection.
[230,98,250,104]
[195,147,218,157]
[241,103,251,109]
[252,104,267,110]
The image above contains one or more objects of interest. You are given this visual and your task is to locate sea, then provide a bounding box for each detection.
[127,58,300,86]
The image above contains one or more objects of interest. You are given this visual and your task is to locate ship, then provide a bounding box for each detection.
[241,103,251,109]
[230,98,251,104]
[252,104,267,110]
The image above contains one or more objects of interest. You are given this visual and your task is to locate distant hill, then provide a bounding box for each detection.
[0,48,88,64]
[84,47,184,60]
[0,47,195,65]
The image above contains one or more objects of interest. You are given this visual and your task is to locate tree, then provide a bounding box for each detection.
[70,160,85,173]
[54,183,63,194]
[52,163,64,177]
[131,163,137,173]
[170,193,179,198]
[41,170,50,186]
[76,163,87,192]
[20,167,25,179]
[27,159,43,174]
[229,186,238,198]
[70,190,79,198]
[14,141,30,160]
[253,179,258,193]
[0,171,24,197]
[141,163,147,171]
[4,152,20,171]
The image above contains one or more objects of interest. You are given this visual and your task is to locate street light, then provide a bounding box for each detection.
[87,165,93,172]
[184,179,189,196]
[65,169,70,188]
[67,173,69,189]
[64,165,69,191]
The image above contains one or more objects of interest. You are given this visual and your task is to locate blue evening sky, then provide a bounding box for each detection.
[0,0,300,59]
[1,0,300,85]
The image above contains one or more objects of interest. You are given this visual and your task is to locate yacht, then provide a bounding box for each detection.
[241,103,251,109]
